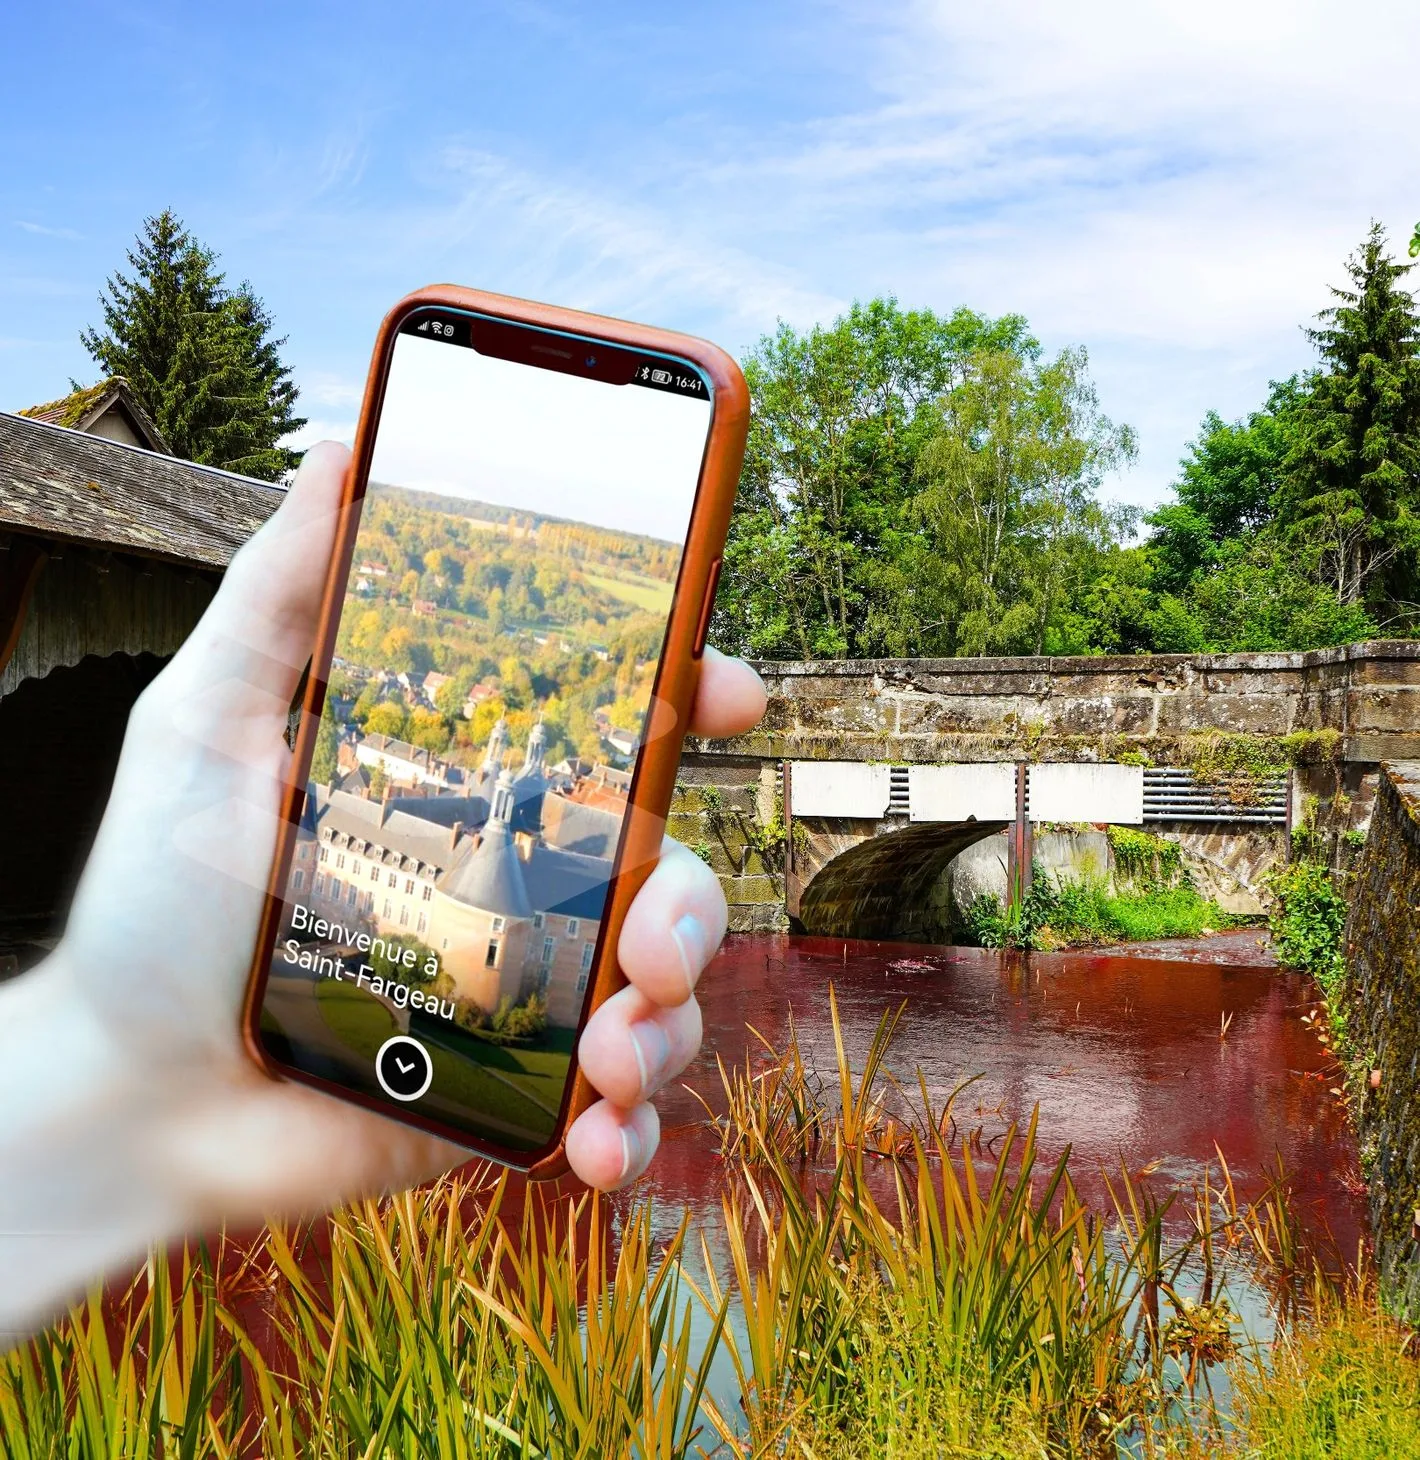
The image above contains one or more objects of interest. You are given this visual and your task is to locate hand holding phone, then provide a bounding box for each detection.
[0,451,763,1341]
[0,290,763,1338]
[242,289,753,1176]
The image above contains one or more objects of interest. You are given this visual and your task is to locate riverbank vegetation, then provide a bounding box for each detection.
[6,996,1417,1458]
[966,874,1229,951]
[713,225,1420,662]
[963,827,1233,951]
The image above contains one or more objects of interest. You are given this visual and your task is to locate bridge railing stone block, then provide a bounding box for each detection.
[1154,695,1295,735]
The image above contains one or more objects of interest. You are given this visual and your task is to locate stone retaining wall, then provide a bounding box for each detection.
[1347,762,1420,1317]
[670,757,788,933]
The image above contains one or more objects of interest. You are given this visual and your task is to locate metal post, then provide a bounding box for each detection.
[782,760,793,874]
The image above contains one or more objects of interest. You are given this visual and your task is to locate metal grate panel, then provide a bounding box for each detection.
[1143,767,1288,825]
[888,765,910,814]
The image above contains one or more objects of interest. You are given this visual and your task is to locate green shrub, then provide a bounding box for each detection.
[466,991,549,1043]
[365,934,441,984]
[699,783,725,828]
[1268,862,1347,982]
[494,990,548,1041]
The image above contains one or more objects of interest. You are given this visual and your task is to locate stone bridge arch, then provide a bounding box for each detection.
[791,817,1009,939]
[676,643,1420,933]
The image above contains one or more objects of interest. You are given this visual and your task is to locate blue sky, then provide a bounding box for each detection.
[5,1,1420,509]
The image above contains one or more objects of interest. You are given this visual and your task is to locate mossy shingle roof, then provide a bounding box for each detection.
[0,410,282,569]
[19,377,171,453]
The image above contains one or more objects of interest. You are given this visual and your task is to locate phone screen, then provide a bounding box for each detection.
[253,308,714,1158]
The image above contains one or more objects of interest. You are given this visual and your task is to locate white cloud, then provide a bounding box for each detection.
[301,371,365,409]
[279,1,1420,511]
[671,0,1420,502]
[14,221,81,240]
[284,415,357,452]
[428,146,845,341]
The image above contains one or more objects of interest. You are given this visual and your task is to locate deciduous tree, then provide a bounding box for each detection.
[712,298,1037,659]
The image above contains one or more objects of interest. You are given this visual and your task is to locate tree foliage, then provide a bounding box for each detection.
[868,346,1136,656]
[1281,222,1420,614]
[713,300,1138,659]
[711,299,1039,659]
[1143,224,1420,649]
[716,228,1420,662]
[81,210,305,480]
[309,709,341,786]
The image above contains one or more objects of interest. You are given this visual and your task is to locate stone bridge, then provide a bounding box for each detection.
[672,641,1420,937]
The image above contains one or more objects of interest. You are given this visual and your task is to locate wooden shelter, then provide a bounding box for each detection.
[0,390,283,968]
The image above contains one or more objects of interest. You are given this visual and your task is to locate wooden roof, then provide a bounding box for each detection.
[18,378,171,454]
[0,410,283,570]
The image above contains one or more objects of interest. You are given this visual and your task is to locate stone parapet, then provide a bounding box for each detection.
[690,641,1420,765]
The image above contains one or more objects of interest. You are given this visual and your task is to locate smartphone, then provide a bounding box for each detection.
[241,287,748,1178]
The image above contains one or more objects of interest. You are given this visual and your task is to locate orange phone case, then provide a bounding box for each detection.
[240,285,749,1180]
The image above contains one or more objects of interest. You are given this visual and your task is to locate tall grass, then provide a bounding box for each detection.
[3,989,1417,1459]
[0,1242,257,1459]
[1,1174,721,1459]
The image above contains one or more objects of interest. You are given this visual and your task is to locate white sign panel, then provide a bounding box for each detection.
[789,761,893,819]
[908,763,1017,823]
[1028,763,1144,826]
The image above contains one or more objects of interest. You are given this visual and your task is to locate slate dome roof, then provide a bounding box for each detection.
[435,768,532,918]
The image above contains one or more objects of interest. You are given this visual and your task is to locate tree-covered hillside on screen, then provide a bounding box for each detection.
[322,483,679,781]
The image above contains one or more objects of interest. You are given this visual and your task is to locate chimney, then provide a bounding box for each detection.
[450,819,464,850]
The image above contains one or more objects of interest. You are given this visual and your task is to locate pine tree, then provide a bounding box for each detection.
[80,211,306,480]
[1282,223,1420,619]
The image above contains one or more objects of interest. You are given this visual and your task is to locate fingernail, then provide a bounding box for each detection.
[629,1019,672,1096]
[619,1122,644,1182]
[670,913,709,995]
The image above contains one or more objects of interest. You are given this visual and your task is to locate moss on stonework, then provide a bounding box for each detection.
[668,775,787,903]
[1177,729,1342,802]
[1346,764,1420,1320]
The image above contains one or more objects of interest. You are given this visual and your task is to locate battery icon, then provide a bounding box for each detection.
[650,368,672,385]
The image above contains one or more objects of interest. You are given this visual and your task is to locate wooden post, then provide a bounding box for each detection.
[1009,761,1033,902]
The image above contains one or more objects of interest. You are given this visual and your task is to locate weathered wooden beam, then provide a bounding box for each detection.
[0,535,48,680]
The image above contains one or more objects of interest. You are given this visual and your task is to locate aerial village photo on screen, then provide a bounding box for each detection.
[260,481,682,1148]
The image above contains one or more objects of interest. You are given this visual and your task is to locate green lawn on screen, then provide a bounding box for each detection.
[420,1022,576,1121]
[460,1028,577,1113]
[583,572,674,614]
[314,982,551,1134]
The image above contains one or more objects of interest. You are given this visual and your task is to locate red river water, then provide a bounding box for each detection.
[642,930,1366,1261]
